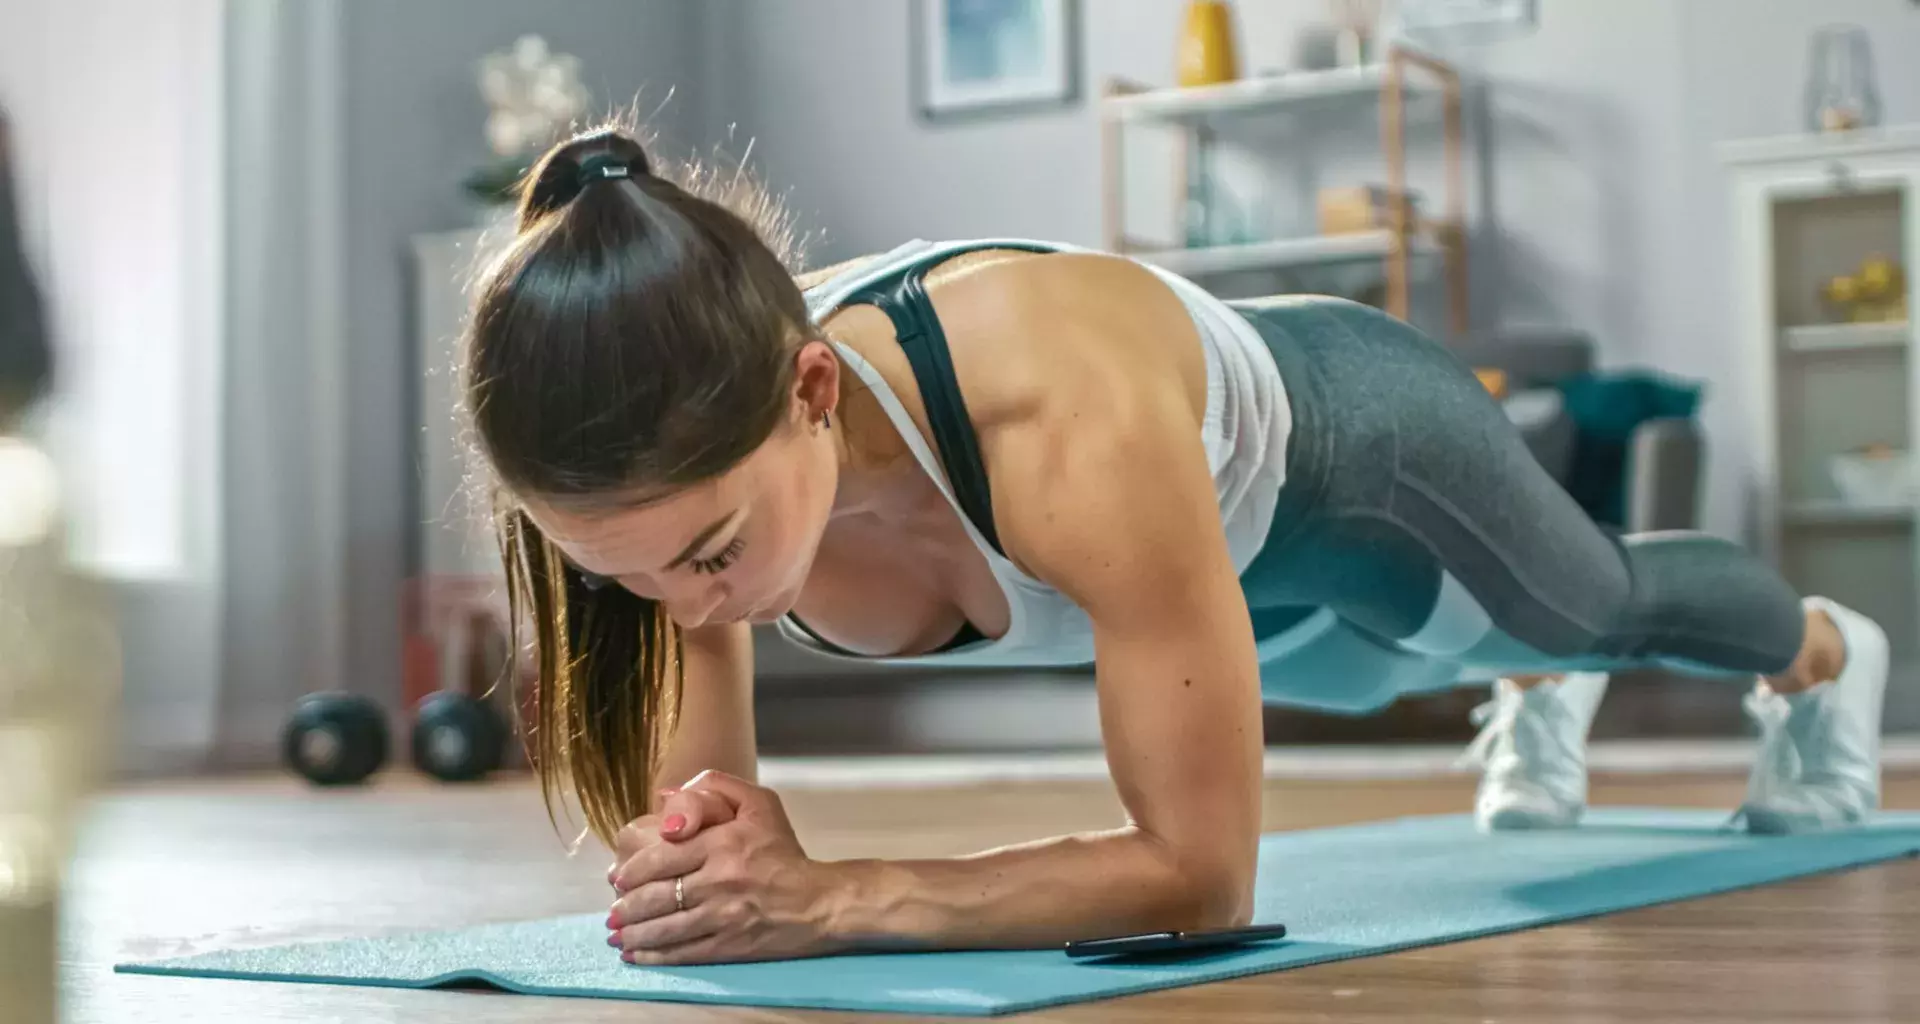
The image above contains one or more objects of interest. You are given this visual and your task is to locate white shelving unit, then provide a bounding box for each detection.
[1102,63,1424,126]
[1783,499,1914,527]
[1098,47,1469,334]
[1781,321,1909,354]
[1722,126,1920,728]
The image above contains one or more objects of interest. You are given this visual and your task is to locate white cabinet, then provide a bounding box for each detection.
[1723,127,1920,715]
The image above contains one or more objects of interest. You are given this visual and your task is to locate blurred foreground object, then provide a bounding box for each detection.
[0,111,52,426]
[0,438,120,1024]
[0,106,120,1024]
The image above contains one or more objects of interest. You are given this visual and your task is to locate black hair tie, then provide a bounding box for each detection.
[576,154,632,190]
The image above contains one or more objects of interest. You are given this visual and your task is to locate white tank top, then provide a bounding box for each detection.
[773,238,1291,668]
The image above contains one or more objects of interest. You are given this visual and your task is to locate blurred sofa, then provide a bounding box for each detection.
[1450,329,1704,534]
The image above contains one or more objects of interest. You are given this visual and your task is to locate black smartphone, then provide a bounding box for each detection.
[1063,922,1290,960]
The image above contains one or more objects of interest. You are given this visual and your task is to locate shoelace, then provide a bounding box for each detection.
[1724,686,1799,831]
[1744,686,1799,786]
[1458,685,1584,791]
[1459,689,1522,770]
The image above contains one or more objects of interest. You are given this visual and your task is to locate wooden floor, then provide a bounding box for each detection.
[63,768,1920,1023]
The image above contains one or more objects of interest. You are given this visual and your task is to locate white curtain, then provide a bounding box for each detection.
[1,0,364,771]
[215,0,354,766]
[0,0,229,771]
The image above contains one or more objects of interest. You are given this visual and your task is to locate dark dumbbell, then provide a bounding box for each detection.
[410,691,508,783]
[283,692,389,786]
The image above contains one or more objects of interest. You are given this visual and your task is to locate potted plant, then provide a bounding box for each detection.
[462,35,591,214]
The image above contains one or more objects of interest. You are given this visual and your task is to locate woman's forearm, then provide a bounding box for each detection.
[818,826,1251,952]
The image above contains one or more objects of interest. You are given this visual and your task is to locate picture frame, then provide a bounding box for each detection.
[912,0,1080,123]
[1394,0,1538,37]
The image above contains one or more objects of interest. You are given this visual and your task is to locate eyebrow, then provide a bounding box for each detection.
[663,510,741,571]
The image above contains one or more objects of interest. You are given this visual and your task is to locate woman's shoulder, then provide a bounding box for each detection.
[926,249,1208,429]
[795,253,884,293]
[823,242,1209,502]
[795,238,1125,297]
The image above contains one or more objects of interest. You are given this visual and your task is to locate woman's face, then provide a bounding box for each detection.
[524,409,841,630]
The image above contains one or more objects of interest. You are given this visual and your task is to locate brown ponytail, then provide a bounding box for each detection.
[461,120,807,846]
[497,505,680,845]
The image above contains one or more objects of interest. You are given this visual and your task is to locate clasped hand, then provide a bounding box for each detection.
[604,770,843,965]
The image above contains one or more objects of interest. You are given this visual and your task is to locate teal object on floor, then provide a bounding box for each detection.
[115,809,1920,1016]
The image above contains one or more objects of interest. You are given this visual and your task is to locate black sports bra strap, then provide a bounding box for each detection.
[843,243,1052,557]
[855,273,1002,554]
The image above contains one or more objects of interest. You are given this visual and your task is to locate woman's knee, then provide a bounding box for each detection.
[1612,532,1805,670]
[1257,611,1461,714]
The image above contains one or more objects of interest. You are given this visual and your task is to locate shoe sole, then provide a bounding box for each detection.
[1739,803,1868,835]
[1480,803,1582,831]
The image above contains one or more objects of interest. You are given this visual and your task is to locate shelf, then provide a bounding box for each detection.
[1781,321,1910,354]
[1127,230,1439,277]
[1718,125,1920,168]
[1784,500,1915,527]
[1102,64,1426,126]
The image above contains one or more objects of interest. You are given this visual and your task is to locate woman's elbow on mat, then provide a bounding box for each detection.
[1134,827,1258,932]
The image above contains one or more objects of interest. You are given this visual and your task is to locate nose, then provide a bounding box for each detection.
[661,580,727,629]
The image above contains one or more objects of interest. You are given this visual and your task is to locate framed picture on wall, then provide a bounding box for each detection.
[913,0,1080,122]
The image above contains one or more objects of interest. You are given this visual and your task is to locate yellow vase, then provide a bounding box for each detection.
[1178,1,1240,88]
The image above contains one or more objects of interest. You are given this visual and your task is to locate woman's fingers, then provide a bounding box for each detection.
[622,927,738,965]
[607,875,680,930]
[613,814,662,861]
[609,837,708,911]
[656,787,737,841]
[612,880,725,954]
[608,816,662,888]
[605,778,741,890]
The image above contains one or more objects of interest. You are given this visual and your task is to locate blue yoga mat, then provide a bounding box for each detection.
[117,808,1920,1016]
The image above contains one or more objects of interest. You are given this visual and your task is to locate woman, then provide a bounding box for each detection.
[462,127,1887,965]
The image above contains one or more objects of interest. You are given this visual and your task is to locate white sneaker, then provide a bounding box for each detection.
[1464,672,1610,831]
[1737,596,1886,834]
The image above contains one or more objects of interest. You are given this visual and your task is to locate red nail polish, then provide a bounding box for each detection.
[622,950,636,964]
[605,912,619,930]
[663,813,687,834]
[606,933,621,947]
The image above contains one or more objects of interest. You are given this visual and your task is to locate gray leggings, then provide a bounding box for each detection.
[1230,297,1805,712]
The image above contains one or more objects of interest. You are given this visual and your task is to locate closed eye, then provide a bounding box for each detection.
[689,538,745,575]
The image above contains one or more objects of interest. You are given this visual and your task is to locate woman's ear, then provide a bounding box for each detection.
[791,338,841,427]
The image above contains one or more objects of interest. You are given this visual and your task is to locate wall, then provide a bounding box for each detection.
[333,0,705,715]
[710,0,1107,262]
[714,0,1920,544]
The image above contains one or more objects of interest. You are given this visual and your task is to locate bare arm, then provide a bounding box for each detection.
[653,622,758,808]
[820,265,1265,947]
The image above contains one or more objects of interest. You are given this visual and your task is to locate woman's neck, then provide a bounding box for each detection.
[826,354,925,523]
